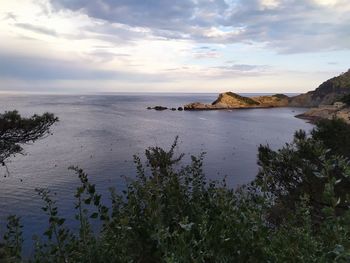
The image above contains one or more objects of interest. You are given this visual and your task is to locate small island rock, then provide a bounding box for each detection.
[154,106,168,111]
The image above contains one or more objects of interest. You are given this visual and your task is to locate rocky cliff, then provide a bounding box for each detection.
[290,69,350,107]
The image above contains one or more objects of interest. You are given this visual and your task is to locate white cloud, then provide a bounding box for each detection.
[260,0,280,9]
[313,0,338,6]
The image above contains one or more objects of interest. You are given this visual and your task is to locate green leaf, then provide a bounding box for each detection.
[90,212,98,219]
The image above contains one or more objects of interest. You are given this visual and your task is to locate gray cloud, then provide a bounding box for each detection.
[193,51,220,59]
[217,64,268,71]
[0,53,170,82]
[85,50,131,63]
[50,0,350,53]
[222,0,350,53]
[52,0,227,31]
[15,23,57,36]
[208,63,272,79]
[2,12,17,21]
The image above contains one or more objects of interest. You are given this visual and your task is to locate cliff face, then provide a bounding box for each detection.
[290,70,350,107]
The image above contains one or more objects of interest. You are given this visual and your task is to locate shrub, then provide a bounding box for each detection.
[312,118,350,158]
[2,119,350,262]
[340,94,350,105]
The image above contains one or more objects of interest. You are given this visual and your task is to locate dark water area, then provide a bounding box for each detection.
[0,93,312,255]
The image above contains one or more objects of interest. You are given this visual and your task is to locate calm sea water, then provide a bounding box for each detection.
[0,93,312,254]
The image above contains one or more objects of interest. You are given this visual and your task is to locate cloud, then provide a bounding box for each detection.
[51,0,228,30]
[51,0,350,53]
[0,0,348,93]
[216,64,269,72]
[14,22,57,36]
[0,53,171,82]
[209,63,272,79]
[193,47,220,59]
[2,12,17,21]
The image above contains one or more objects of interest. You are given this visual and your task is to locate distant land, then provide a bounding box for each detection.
[183,69,350,110]
[183,92,289,110]
[146,69,350,123]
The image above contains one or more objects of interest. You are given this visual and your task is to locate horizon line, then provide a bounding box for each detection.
[0,91,303,96]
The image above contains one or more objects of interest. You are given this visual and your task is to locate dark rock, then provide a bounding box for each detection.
[171,108,176,111]
[177,107,183,111]
[147,107,152,110]
[154,106,168,111]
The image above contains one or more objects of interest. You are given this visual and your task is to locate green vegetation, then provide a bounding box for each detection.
[340,94,350,106]
[272,94,288,100]
[2,113,350,262]
[311,118,350,158]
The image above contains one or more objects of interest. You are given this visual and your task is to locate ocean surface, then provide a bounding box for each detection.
[0,93,312,254]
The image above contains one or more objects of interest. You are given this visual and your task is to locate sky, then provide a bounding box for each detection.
[0,0,349,94]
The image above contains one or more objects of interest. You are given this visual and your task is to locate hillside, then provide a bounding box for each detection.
[184,70,350,110]
[290,69,350,107]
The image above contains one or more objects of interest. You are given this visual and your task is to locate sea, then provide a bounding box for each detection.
[0,93,313,255]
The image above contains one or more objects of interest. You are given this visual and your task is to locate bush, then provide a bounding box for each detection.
[340,94,350,106]
[2,120,350,262]
[312,118,350,158]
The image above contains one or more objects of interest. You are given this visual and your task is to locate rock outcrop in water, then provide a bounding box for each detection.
[184,92,289,110]
[147,106,168,111]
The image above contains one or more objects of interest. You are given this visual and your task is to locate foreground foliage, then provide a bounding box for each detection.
[0,110,58,166]
[1,118,350,262]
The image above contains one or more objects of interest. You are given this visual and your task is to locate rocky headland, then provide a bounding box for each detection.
[183,70,350,123]
[184,92,289,110]
[147,69,350,122]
